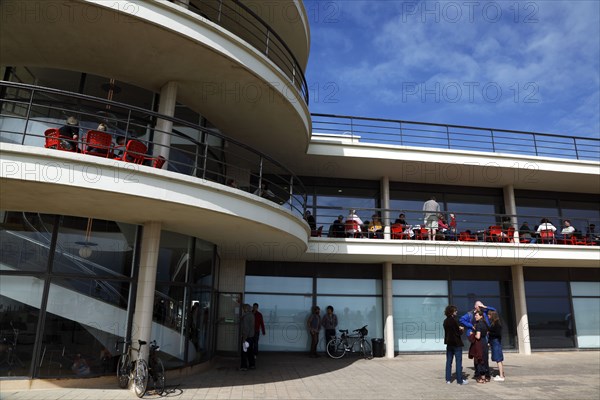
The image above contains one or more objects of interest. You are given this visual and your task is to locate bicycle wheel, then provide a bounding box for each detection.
[152,359,165,395]
[326,338,346,359]
[133,359,148,398]
[117,354,130,389]
[361,339,373,360]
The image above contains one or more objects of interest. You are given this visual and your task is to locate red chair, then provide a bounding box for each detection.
[539,230,556,244]
[485,226,503,242]
[44,128,78,152]
[345,220,360,238]
[114,139,148,164]
[82,130,113,158]
[152,155,166,169]
[458,231,477,242]
[415,228,429,240]
[503,227,516,243]
[391,224,409,240]
[558,236,576,245]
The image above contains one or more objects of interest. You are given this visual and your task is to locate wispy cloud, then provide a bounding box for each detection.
[306,0,599,137]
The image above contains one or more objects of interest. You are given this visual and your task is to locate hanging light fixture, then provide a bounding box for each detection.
[76,218,97,259]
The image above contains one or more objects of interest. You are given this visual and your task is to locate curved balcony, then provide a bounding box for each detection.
[0,81,309,248]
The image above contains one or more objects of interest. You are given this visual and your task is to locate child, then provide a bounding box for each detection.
[488,311,505,381]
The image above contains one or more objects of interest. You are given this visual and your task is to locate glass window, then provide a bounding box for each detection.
[516,197,560,223]
[245,276,312,294]
[190,239,213,287]
[0,275,44,377]
[525,296,574,349]
[187,289,213,363]
[393,297,447,351]
[317,296,382,351]
[317,278,381,295]
[0,212,55,272]
[38,277,130,378]
[152,284,187,368]
[526,281,569,297]
[51,216,136,278]
[393,280,447,296]
[571,282,600,297]
[156,231,191,283]
[242,294,313,351]
[445,194,502,233]
[452,281,500,296]
[572,298,600,348]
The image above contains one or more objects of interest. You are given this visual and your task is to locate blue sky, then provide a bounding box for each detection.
[304,0,600,138]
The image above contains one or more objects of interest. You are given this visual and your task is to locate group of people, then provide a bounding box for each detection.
[307,306,339,357]
[443,301,505,385]
[519,218,598,244]
[239,303,266,371]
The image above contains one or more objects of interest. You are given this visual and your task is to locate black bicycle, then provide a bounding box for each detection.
[148,340,165,396]
[326,325,373,360]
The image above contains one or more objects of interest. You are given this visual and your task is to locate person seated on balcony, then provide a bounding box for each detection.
[57,116,79,151]
[329,215,345,238]
[368,214,383,239]
[519,221,536,243]
[536,218,557,242]
[346,209,364,237]
[253,182,275,200]
[85,123,111,157]
[304,211,317,235]
[586,224,600,244]
[556,219,576,240]
[501,216,512,231]
[394,213,407,226]
[227,179,239,189]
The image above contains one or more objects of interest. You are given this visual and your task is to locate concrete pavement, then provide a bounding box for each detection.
[1,351,599,399]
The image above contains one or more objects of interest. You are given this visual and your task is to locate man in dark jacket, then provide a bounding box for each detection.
[444,305,468,385]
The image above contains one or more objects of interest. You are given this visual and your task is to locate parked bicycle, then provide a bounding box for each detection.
[326,325,373,360]
[148,340,165,395]
[116,339,147,397]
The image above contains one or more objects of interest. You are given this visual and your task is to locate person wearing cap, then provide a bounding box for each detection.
[58,116,79,151]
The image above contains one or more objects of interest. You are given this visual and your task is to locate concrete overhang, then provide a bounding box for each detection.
[297,238,600,268]
[303,137,600,193]
[0,144,309,254]
[0,0,310,161]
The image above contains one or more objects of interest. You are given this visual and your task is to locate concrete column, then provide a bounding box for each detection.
[216,258,246,352]
[153,81,178,160]
[382,262,395,358]
[511,265,531,354]
[381,176,391,239]
[132,221,162,360]
[503,184,519,242]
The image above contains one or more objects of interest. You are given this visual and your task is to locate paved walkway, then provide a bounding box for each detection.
[1,351,599,399]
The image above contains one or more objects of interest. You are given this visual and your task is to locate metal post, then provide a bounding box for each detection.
[21,87,35,145]
[217,0,222,22]
[532,134,538,156]
[573,137,580,159]
[257,156,263,193]
[446,126,451,149]
[490,129,496,152]
[265,31,270,56]
[201,139,209,180]
[399,122,403,146]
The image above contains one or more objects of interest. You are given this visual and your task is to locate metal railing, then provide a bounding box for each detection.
[307,205,600,243]
[181,0,309,104]
[311,113,600,161]
[0,81,307,217]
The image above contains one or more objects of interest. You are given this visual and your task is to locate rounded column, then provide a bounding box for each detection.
[511,264,531,354]
[383,261,394,358]
[153,81,178,160]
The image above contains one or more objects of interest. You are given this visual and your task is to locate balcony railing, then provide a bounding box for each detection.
[0,81,307,217]
[307,205,600,245]
[311,113,600,161]
[179,0,309,104]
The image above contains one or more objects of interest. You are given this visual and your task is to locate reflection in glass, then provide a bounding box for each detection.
[316,296,382,351]
[572,298,600,348]
[526,296,575,349]
[52,216,136,277]
[571,282,600,297]
[393,280,447,296]
[318,278,382,295]
[38,277,129,377]
[452,281,500,297]
[0,275,43,377]
[246,276,312,294]
[393,297,447,351]
[157,231,191,283]
[242,294,313,351]
[0,212,55,272]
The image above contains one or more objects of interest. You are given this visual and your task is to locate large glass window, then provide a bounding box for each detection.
[571,282,600,348]
[393,280,448,351]
[0,275,44,377]
[525,281,575,349]
[0,212,55,272]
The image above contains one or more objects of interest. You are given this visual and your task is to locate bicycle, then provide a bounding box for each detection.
[116,339,148,398]
[148,340,165,396]
[326,325,373,360]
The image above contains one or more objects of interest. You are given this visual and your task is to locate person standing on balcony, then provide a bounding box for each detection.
[304,211,317,235]
[346,209,364,237]
[423,196,441,240]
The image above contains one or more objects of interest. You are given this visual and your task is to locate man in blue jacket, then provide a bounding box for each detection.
[459,301,496,336]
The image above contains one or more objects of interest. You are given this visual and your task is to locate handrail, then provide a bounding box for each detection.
[182,0,309,104]
[311,113,600,161]
[0,81,308,216]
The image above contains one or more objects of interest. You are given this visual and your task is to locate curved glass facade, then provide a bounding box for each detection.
[0,211,217,378]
